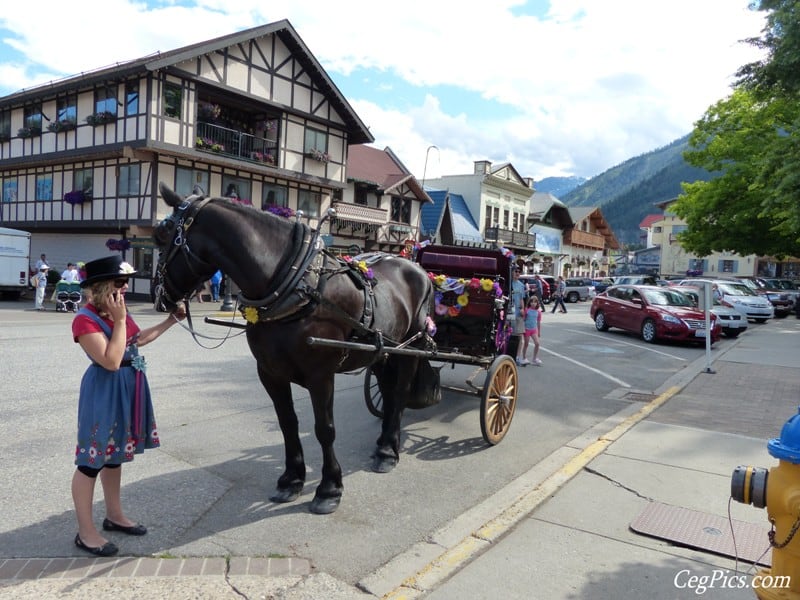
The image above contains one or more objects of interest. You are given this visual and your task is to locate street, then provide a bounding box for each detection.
[0,298,738,585]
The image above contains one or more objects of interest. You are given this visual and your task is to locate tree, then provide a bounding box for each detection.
[674,0,800,259]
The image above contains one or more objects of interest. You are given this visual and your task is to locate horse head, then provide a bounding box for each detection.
[152,182,218,311]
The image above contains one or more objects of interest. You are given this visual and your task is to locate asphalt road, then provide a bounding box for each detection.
[0,298,733,585]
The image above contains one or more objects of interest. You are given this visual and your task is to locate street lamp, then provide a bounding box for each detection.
[219,274,234,312]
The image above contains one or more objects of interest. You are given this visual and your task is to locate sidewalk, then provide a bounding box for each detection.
[2,312,798,599]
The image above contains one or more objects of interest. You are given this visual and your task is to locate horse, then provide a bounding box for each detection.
[152,183,434,514]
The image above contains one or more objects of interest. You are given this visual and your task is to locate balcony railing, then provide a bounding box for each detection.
[484,227,535,249]
[196,122,278,165]
[566,229,605,249]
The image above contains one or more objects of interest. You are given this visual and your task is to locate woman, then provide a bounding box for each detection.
[71,256,185,556]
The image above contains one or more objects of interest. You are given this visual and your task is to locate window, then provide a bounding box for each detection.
[126,82,139,116]
[163,83,181,119]
[73,168,93,197]
[297,190,321,218]
[354,186,368,206]
[653,226,662,233]
[262,183,288,210]
[0,110,9,139]
[221,176,250,204]
[672,225,688,234]
[133,247,154,277]
[391,196,411,224]
[95,87,118,116]
[23,104,43,134]
[502,209,509,228]
[304,127,327,154]
[175,167,209,197]
[3,179,18,202]
[719,259,738,273]
[36,174,53,201]
[56,95,77,124]
[118,164,140,197]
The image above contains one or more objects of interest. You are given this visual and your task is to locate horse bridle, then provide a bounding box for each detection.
[155,196,216,307]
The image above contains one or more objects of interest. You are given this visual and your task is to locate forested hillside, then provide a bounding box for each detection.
[560,135,714,246]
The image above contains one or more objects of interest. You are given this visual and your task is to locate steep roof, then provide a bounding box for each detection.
[347,145,431,202]
[639,214,663,228]
[421,189,483,243]
[0,20,373,145]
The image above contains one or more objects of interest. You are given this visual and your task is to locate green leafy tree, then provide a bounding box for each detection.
[674,0,800,259]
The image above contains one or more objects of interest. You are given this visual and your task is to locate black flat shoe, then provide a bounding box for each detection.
[102,518,147,536]
[75,534,118,557]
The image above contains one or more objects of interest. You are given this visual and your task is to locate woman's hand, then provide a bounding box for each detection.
[106,291,127,323]
[172,301,187,322]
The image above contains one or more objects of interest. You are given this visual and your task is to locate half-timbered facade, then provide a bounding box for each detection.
[0,20,372,297]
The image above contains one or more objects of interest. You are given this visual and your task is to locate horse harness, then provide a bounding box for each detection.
[157,195,379,340]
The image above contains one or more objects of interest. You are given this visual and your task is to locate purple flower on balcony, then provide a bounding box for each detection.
[264,204,295,218]
[64,190,87,205]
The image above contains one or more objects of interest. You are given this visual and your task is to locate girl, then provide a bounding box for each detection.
[522,296,543,366]
[71,256,185,556]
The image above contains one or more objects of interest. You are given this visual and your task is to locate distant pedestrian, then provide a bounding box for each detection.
[521,296,543,366]
[531,274,544,303]
[62,262,80,283]
[551,276,567,313]
[33,264,49,310]
[35,253,47,271]
[210,270,222,302]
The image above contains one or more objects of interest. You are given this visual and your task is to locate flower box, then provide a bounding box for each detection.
[306,148,330,163]
[48,119,77,133]
[64,190,90,205]
[17,125,42,138]
[85,111,117,126]
[250,151,276,165]
[264,204,295,218]
[195,137,224,153]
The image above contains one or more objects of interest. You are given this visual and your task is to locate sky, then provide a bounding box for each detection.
[0,0,767,183]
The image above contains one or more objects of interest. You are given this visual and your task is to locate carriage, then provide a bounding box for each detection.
[356,244,519,445]
[154,184,519,513]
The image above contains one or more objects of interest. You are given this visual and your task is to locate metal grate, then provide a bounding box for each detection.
[623,392,657,403]
[630,501,771,566]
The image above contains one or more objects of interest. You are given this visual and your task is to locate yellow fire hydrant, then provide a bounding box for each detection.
[732,409,800,599]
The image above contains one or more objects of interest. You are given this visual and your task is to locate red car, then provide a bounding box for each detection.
[590,285,721,344]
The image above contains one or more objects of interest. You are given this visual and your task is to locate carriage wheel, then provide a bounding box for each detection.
[364,366,384,418]
[480,355,518,445]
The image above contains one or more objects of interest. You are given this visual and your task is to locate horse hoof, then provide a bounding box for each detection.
[310,495,341,514]
[371,455,398,473]
[270,485,302,504]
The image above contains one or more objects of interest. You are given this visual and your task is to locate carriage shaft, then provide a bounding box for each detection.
[306,336,493,366]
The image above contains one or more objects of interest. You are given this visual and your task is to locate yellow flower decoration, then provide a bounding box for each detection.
[357,260,368,273]
[434,274,447,287]
[456,293,469,307]
[480,278,494,292]
[243,306,259,324]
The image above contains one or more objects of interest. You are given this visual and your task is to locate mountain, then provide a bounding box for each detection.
[535,175,586,198]
[560,135,715,247]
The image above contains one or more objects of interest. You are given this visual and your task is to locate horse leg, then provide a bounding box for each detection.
[372,357,415,473]
[258,370,305,504]
[307,379,343,514]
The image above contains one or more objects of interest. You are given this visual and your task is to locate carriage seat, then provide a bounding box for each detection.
[420,252,497,279]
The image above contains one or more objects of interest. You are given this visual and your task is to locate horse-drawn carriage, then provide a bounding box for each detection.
[360,244,518,445]
[153,184,519,513]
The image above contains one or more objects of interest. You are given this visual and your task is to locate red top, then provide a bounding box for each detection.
[72,304,140,345]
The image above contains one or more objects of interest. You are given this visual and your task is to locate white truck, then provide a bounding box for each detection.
[0,227,32,300]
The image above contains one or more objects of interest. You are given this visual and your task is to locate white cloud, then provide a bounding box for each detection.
[0,0,766,181]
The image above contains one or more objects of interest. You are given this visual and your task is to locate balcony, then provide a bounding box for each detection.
[484,227,535,249]
[565,229,605,250]
[196,122,277,166]
[331,202,388,235]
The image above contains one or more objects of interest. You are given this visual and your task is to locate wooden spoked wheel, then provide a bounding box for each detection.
[480,355,518,445]
[363,366,384,418]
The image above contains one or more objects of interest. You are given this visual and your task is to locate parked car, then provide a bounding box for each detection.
[519,275,553,304]
[563,278,596,303]
[671,285,748,338]
[677,279,773,323]
[762,278,800,308]
[613,275,658,286]
[734,276,793,318]
[590,285,721,344]
[592,277,614,294]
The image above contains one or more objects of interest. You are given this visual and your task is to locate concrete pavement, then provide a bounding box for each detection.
[2,301,798,599]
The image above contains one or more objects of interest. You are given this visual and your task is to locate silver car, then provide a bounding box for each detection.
[671,285,748,338]
[677,279,773,323]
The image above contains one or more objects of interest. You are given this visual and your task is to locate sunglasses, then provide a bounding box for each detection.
[113,278,129,289]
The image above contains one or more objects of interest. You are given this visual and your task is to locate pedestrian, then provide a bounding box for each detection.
[35,253,47,271]
[712,283,723,303]
[210,269,222,302]
[551,276,568,314]
[531,274,544,303]
[61,262,80,283]
[510,268,527,366]
[33,264,49,310]
[521,296,543,366]
[77,262,87,281]
[71,255,186,557]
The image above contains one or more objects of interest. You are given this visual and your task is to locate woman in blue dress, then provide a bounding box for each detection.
[71,256,185,556]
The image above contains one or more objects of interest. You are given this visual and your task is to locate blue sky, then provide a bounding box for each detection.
[0,0,766,182]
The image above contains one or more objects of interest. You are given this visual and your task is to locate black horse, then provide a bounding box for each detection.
[153,183,434,514]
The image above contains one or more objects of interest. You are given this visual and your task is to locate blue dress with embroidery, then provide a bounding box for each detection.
[73,307,160,467]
